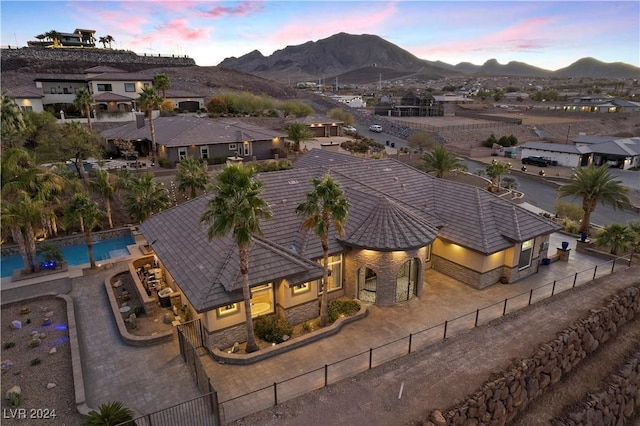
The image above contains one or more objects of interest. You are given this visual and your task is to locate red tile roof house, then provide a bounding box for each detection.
[101,115,288,164]
[139,149,561,351]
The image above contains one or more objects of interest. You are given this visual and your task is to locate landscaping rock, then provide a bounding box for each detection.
[46,383,56,389]
[11,320,22,329]
[49,347,57,355]
[1,360,14,372]
[6,385,21,397]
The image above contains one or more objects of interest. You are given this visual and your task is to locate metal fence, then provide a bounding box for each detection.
[117,255,632,425]
[217,255,633,424]
[392,118,517,133]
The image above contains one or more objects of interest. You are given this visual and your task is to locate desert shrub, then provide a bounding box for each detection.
[4,342,15,349]
[502,176,519,189]
[38,243,64,264]
[254,315,293,343]
[157,157,171,168]
[327,299,361,323]
[554,201,583,221]
[6,390,21,407]
[30,358,41,366]
[561,218,581,234]
[83,401,134,426]
[251,159,292,172]
[482,134,498,148]
[340,139,384,154]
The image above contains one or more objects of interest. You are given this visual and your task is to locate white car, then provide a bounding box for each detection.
[343,125,357,134]
[369,124,383,133]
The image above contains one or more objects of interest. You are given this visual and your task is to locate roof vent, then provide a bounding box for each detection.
[383,167,393,172]
[282,199,287,205]
[288,180,299,185]
[394,177,399,181]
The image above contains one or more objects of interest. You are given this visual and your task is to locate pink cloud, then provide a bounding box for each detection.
[130,18,211,47]
[268,3,399,45]
[412,16,557,59]
[199,1,263,18]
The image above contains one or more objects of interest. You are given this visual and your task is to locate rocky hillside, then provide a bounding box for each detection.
[219,32,640,83]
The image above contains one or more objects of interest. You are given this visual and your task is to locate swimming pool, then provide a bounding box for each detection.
[0,235,135,278]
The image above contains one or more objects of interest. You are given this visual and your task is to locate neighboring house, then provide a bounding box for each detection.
[375,92,444,117]
[328,94,367,108]
[520,142,592,168]
[561,95,640,113]
[522,137,640,169]
[165,89,205,112]
[6,65,205,120]
[4,85,44,113]
[288,115,344,138]
[101,115,288,164]
[27,29,96,48]
[139,149,560,350]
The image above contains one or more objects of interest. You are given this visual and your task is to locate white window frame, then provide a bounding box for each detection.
[518,239,534,270]
[242,142,251,156]
[178,147,187,160]
[228,143,237,151]
[318,254,343,294]
[200,146,209,159]
[124,83,136,92]
[292,282,310,295]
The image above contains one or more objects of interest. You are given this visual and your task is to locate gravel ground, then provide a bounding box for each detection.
[1,296,80,426]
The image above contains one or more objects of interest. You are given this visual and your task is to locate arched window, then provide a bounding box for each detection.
[357,267,377,303]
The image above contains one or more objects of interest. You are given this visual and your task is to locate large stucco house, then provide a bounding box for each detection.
[139,149,561,350]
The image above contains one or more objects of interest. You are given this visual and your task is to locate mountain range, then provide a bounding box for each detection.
[218,33,640,84]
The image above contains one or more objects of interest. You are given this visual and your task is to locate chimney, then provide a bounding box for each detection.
[236,130,243,142]
[135,113,145,129]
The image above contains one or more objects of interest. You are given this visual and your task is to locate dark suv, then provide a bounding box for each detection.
[521,156,551,167]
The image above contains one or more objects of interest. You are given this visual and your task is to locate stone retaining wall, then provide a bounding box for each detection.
[555,351,640,425]
[427,285,640,425]
[1,227,133,257]
[1,47,195,71]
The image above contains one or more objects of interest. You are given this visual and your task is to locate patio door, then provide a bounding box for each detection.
[396,258,419,302]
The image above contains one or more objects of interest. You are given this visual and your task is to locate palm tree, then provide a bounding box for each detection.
[98,36,107,48]
[176,157,209,199]
[44,30,61,47]
[1,93,25,141]
[64,193,104,269]
[90,169,118,228]
[105,35,115,49]
[200,163,272,353]
[595,224,637,255]
[2,194,43,273]
[73,88,95,131]
[122,173,170,223]
[485,160,511,192]
[558,165,631,235]
[286,122,315,152]
[153,73,170,99]
[296,175,349,327]
[421,146,465,178]
[136,87,163,163]
[82,401,134,426]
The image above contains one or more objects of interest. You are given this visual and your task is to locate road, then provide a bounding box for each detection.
[464,159,639,227]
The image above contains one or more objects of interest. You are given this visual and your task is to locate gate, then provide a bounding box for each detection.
[177,319,211,393]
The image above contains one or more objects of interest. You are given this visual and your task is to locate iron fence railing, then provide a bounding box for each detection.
[120,255,632,425]
[217,255,633,424]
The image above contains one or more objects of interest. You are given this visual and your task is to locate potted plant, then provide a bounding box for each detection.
[37,243,64,270]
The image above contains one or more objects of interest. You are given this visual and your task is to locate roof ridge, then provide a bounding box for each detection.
[475,189,490,252]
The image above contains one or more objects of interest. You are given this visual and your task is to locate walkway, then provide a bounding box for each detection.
[0,233,628,424]
[201,233,628,423]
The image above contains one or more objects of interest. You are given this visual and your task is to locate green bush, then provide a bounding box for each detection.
[251,159,292,172]
[38,243,64,264]
[254,315,293,343]
[157,157,172,168]
[482,134,498,148]
[327,299,361,323]
[554,201,583,221]
[206,157,228,165]
[6,391,21,407]
[561,218,581,234]
[82,401,134,426]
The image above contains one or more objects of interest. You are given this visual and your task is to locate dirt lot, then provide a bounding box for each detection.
[229,267,640,426]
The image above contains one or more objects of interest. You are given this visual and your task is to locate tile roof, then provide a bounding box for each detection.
[141,149,561,311]
[100,116,287,147]
[88,72,154,82]
[521,141,590,154]
[4,85,43,98]
[84,66,127,73]
[93,92,135,102]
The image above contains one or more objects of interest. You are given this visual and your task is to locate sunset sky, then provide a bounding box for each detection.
[2,1,638,71]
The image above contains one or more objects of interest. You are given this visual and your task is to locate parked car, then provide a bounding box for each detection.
[369,124,383,133]
[343,125,357,134]
[521,156,551,167]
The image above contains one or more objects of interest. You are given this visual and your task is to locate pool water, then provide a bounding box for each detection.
[0,236,135,278]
